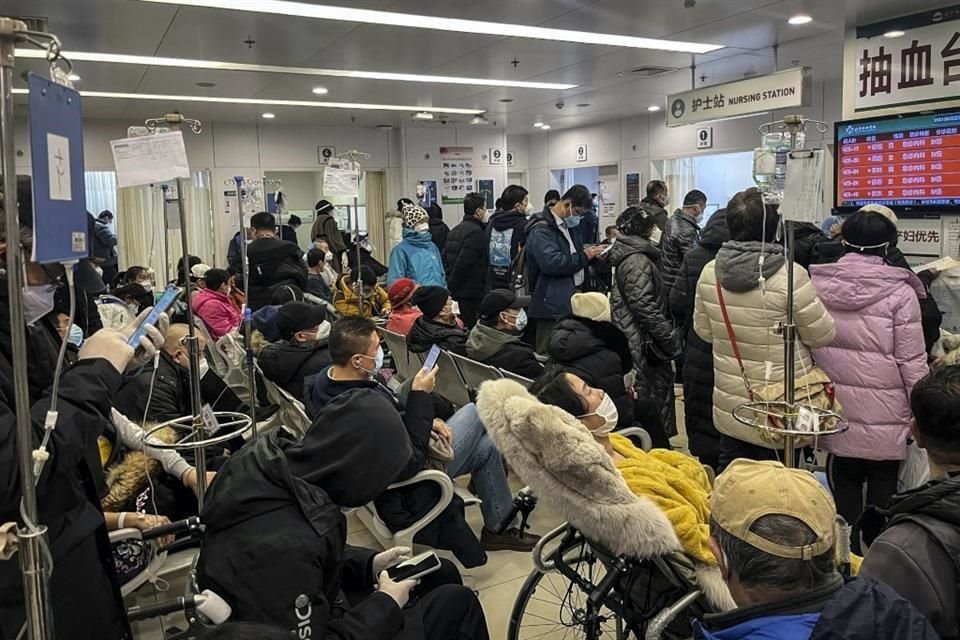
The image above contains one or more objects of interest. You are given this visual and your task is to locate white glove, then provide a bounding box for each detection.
[372,546,412,578]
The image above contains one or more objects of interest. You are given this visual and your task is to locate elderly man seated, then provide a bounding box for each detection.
[697,460,937,640]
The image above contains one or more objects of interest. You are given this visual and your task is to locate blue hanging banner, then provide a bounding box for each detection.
[27,72,88,264]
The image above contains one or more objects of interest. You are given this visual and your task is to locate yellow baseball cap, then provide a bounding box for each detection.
[711,460,836,560]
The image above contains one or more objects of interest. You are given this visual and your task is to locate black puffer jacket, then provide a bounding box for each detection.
[246,237,308,311]
[444,216,487,301]
[609,234,679,436]
[485,210,528,291]
[660,209,700,295]
[639,197,669,231]
[669,210,729,469]
[547,316,635,429]
[406,317,469,356]
[427,204,449,254]
[259,339,332,401]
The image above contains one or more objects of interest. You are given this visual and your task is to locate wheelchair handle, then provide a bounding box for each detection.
[588,556,627,608]
[644,590,702,640]
[532,522,570,573]
[141,516,202,541]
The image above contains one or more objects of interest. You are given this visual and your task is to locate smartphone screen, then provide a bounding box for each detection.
[387,551,442,582]
[126,285,181,347]
[422,344,441,372]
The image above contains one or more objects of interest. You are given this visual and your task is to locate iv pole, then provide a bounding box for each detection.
[232,176,257,436]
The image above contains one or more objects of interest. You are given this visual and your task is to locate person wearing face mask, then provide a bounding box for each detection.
[388,204,447,287]
[660,189,706,297]
[466,289,542,379]
[525,184,607,353]
[385,278,422,336]
[334,265,391,318]
[639,180,670,232]
[308,316,536,554]
[809,209,928,554]
[345,231,388,279]
[444,193,488,328]
[192,268,243,341]
[246,211,309,311]
[96,282,149,331]
[485,185,532,291]
[309,199,346,273]
[406,286,469,356]
[259,301,331,402]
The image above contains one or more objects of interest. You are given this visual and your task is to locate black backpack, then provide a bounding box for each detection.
[884,511,960,611]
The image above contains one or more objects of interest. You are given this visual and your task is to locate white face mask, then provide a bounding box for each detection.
[649,226,663,245]
[324,252,334,263]
[524,202,536,216]
[414,222,430,233]
[198,357,210,379]
[126,302,140,316]
[139,281,154,293]
[23,284,56,325]
[579,392,618,437]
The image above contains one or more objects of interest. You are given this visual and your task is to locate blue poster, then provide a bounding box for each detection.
[27,73,88,264]
[478,179,495,209]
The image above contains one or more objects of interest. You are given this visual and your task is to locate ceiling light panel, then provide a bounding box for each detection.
[135,0,722,53]
[14,48,577,90]
[10,88,483,114]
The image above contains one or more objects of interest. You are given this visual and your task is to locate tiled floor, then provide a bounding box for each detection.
[132,392,690,639]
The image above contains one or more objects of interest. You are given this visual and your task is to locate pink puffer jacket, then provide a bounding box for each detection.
[810,253,928,461]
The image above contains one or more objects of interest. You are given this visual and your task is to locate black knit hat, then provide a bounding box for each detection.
[315,200,334,214]
[411,285,450,319]
[350,265,377,287]
[616,206,656,237]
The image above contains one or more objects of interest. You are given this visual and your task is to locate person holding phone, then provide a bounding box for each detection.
[196,387,490,639]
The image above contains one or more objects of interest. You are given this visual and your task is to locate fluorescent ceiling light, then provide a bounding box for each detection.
[647,105,661,112]
[787,15,813,25]
[10,87,482,114]
[262,112,275,119]
[540,124,551,130]
[412,111,435,120]
[533,121,544,128]
[884,30,906,38]
[15,48,577,90]
[311,86,329,95]
[67,73,81,82]
[134,0,722,54]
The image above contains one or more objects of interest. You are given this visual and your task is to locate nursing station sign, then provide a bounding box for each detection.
[665,68,811,127]
[854,5,960,112]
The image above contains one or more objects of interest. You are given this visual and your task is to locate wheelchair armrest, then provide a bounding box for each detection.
[108,527,144,544]
[644,590,702,640]
[532,522,571,573]
[615,427,653,452]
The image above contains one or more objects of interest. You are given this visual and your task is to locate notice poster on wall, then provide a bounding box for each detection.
[625,173,641,207]
[478,179,495,209]
[440,146,474,204]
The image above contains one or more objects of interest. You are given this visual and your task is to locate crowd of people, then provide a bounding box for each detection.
[1,174,959,640]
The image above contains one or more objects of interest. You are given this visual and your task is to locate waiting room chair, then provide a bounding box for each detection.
[353,470,456,551]
[448,352,503,395]
[499,369,534,389]
[380,329,417,381]
[435,350,472,408]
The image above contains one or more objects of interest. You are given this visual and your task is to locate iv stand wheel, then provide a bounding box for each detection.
[142,412,253,451]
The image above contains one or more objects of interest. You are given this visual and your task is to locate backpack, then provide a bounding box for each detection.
[488,227,514,275]
[885,512,960,610]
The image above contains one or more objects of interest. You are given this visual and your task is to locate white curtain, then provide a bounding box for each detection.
[84,171,117,220]
[659,158,696,209]
[365,171,387,259]
[116,170,216,283]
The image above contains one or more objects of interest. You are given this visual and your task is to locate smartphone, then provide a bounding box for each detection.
[126,284,182,347]
[386,551,442,583]
[422,344,441,372]
[600,242,615,255]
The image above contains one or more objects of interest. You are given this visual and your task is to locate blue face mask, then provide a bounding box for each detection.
[565,215,582,228]
[514,308,528,332]
[67,324,84,347]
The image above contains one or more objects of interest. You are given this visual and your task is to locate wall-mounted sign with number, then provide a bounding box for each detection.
[696,126,714,149]
[576,144,588,162]
[854,5,960,112]
[506,150,515,166]
[489,147,504,165]
[318,146,336,165]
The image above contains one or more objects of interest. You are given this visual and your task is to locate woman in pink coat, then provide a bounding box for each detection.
[192,268,242,341]
[810,208,928,553]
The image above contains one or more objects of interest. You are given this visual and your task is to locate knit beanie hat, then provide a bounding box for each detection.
[571,292,611,322]
[401,204,429,229]
[411,285,449,319]
[388,278,417,306]
[351,265,377,287]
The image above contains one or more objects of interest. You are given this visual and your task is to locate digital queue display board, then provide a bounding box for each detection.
[835,107,960,211]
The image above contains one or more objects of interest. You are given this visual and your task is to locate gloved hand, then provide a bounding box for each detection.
[124,308,169,371]
[377,571,417,610]
[372,546,412,577]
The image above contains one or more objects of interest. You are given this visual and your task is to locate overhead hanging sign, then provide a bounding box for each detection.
[854,5,960,112]
[322,159,360,198]
[110,131,190,188]
[666,67,812,127]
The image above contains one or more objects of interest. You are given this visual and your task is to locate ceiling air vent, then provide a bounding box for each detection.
[616,65,678,78]
[13,16,49,32]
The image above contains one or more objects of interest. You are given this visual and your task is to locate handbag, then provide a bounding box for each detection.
[715,279,841,446]
[426,434,454,471]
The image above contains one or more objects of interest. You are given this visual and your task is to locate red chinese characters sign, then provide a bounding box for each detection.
[856,6,960,112]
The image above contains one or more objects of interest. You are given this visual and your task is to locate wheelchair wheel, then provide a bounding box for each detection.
[508,547,632,640]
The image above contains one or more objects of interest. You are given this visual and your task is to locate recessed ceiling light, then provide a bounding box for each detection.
[67,73,81,82]
[14,48,578,90]
[412,111,435,121]
[195,81,216,87]
[134,0,723,53]
[647,105,661,112]
[576,103,590,108]
[540,124,551,130]
[262,112,275,119]
[498,98,514,103]
[533,121,544,128]
[469,115,490,126]
[9,87,482,114]
[312,86,329,95]
[884,30,906,38]
[788,15,812,25]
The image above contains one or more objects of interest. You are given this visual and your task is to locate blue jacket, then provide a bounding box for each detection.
[525,209,587,320]
[388,228,446,287]
[696,614,820,640]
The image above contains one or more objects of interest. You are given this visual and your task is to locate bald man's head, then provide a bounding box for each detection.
[164,324,207,370]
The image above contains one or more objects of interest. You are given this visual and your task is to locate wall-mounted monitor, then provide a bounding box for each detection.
[834,107,960,213]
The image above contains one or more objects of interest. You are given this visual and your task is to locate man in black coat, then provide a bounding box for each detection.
[465,290,543,379]
[92,210,119,286]
[669,209,729,471]
[444,193,487,328]
[660,189,705,296]
[406,286,469,356]
[196,387,490,639]
[0,312,165,640]
[639,180,669,232]
[485,185,531,291]
[259,301,331,401]
[246,211,308,311]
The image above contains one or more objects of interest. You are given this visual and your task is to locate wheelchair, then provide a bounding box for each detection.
[509,523,713,640]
